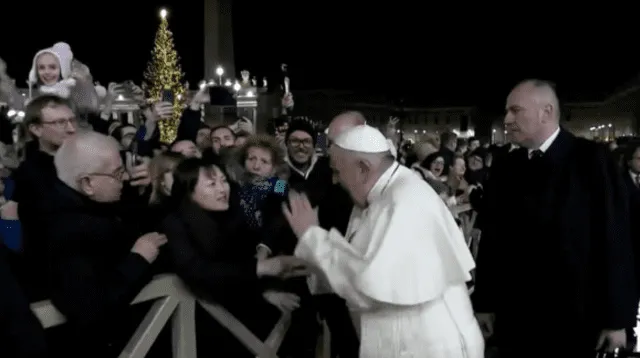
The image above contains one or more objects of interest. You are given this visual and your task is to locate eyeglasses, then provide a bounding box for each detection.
[288,138,313,147]
[41,117,77,128]
[87,169,126,182]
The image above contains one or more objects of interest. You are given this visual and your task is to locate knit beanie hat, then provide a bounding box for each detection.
[285,119,317,145]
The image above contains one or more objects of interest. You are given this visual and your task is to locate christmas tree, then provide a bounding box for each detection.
[143,8,186,143]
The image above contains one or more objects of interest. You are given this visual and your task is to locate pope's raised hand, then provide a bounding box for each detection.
[282,191,319,239]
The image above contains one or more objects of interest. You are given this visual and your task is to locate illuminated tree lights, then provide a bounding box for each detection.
[143,9,186,143]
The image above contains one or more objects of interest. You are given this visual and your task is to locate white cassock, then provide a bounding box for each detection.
[295,162,484,358]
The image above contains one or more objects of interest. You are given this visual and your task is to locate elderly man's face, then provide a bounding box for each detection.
[85,148,126,203]
[329,146,367,207]
[504,84,548,148]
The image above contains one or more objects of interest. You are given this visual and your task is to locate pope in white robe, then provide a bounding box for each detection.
[282,125,484,358]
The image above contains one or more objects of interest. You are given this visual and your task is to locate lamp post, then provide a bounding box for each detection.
[215,66,224,86]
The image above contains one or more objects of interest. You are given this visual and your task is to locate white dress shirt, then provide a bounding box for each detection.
[528,127,560,159]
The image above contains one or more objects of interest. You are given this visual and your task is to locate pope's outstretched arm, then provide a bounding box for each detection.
[294,198,473,310]
[294,224,377,310]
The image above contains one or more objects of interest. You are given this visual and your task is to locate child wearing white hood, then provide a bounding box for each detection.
[28,42,99,112]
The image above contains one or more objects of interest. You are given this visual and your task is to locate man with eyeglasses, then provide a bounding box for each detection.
[7,94,78,301]
[44,131,166,357]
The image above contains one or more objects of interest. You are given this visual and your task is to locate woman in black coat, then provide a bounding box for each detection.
[161,158,308,357]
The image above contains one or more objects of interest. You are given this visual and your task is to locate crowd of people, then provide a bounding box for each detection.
[0,42,639,358]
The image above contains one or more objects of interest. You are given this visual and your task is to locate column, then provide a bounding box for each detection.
[204,0,235,81]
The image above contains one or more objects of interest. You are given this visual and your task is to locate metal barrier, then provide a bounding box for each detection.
[28,207,476,357]
[30,274,291,358]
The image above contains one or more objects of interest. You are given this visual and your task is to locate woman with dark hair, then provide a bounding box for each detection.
[162,157,309,357]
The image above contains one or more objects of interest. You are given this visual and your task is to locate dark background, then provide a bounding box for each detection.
[1,2,638,109]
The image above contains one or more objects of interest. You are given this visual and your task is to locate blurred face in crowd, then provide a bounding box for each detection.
[11,127,19,146]
[287,130,314,164]
[119,126,137,150]
[609,141,618,151]
[160,171,174,196]
[191,165,230,211]
[456,143,468,155]
[450,157,466,177]
[195,127,211,150]
[244,146,274,178]
[81,148,126,203]
[469,139,480,151]
[235,135,248,147]
[108,121,121,136]
[211,127,235,154]
[629,148,640,173]
[444,137,457,151]
[504,82,557,148]
[36,53,61,85]
[467,154,483,171]
[429,156,445,176]
[275,123,288,143]
[171,140,201,158]
[29,103,77,149]
[414,142,438,162]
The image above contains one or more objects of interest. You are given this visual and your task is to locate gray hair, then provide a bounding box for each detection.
[517,78,561,121]
[54,131,120,190]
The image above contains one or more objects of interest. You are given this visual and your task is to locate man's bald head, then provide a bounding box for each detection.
[327,111,367,143]
[511,79,560,122]
[504,79,561,148]
[55,132,121,190]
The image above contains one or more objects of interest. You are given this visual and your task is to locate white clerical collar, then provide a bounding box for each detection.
[367,162,400,204]
[529,127,560,156]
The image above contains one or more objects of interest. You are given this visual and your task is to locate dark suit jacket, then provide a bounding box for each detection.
[472,129,636,352]
[623,170,640,295]
[43,180,153,358]
[0,244,48,358]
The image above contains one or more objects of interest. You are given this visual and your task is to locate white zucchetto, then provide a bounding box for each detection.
[333,125,391,153]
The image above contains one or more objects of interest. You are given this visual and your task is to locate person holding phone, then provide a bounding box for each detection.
[175,85,212,151]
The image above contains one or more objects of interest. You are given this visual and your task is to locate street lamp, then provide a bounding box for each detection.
[160,8,167,19]
[215,66,224,86]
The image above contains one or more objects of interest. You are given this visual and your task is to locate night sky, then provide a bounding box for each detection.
[1,2,638,109]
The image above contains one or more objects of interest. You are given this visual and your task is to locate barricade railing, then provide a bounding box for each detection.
[30,274,291,358]
[28,206,476,357]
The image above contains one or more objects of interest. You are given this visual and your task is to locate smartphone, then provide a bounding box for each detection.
[130,140,142,166]
[161,89,173,103]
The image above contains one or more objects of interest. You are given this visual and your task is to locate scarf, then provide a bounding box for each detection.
[238,177,277,229]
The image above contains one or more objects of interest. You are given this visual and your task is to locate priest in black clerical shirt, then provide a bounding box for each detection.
[473,79,636,357]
